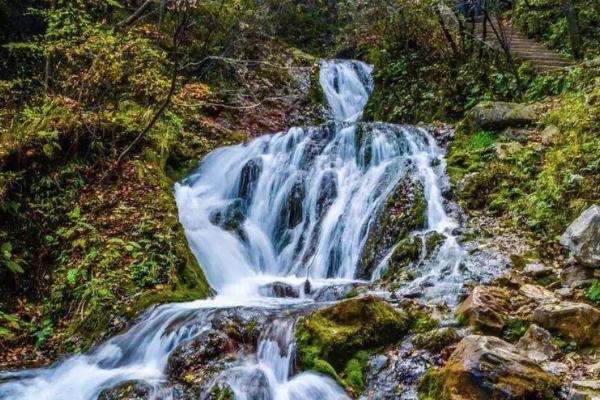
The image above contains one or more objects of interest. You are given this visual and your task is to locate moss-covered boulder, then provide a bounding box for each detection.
[468,101,539,130]
[418,335,561,400]
[356,178,426,279]
[295,296,411,391]
[456,286,512,334]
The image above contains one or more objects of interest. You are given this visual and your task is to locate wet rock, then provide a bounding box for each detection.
[533,301,600,346]
[516,324,556,363]
[356,179,426,279]
[258,282,299,298]
[468,101,539,130]
[418,335,560,400]
[296,296,411,376]
[275,173,306,249]
[310,282,363,302]
[432,125,455,146]
[210,199,247,240]
[167,329,231,379]
[560,205,600,268]
[524,262,553,278]
[361,339,435,400]
[99,381,153,400]
[316,170,338,218]
[413,327,461,352]
[560,263,594,288]
[456,286,511,334]
[238,157,262,203]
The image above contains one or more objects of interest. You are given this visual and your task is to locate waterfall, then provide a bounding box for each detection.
[0,60,475,400]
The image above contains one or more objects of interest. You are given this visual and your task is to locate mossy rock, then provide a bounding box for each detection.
[295,296,411,392]
[357,179,427,279]
[418,335,560,400]
[414,327,460,352]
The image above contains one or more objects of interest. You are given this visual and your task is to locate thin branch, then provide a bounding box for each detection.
[179,56,312,72]
[116,0,154,29]
[174,94,302,110]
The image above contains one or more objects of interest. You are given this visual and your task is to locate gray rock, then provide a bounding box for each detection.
[572,380,600,400]
[555,287,574,299]
[541,125,560,146]
[542,361,569,377]
[560,205,600,268]
[469,101,539,130]
[258,282,299,298]
[524,263,553,278]
[560,263,594,288]
[490,142,523,160]
[517,324,556,363]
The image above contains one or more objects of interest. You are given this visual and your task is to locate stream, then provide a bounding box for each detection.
[0,59,499,400]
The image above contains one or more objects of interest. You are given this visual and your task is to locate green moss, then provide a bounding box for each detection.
[360,179,427,279]
[586,280,600,303]
[342,350,370,391]
[418,368,451,400]
[503,319,530,342]
[296,296,411,392]
[413,327,460,352]
[411,313,438,334]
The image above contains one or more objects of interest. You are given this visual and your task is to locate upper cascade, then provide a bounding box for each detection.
[319,60,373,122]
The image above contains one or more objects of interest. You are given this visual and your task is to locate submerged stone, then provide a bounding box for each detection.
[258,282,299,298]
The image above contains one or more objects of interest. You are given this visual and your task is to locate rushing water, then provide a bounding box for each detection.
[0,59,478,400]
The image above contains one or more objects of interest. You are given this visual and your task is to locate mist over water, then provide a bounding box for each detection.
[0,59,474,400]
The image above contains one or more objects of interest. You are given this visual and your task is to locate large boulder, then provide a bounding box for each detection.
[419,335,560,400]
[533,301,600,346]
[456,286,511,334]
[468,101,539,130]
[295,296,411,390]
[560,205,600,268]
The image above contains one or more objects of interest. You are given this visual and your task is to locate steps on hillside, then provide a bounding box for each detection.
[472,20,574,72]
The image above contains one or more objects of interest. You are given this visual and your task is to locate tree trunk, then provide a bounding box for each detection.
[561,0,582,60]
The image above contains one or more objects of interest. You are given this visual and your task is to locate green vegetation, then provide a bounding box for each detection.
[0,0,329,364]
[586,280,600,304]
[448,66,600,238]
[514,0,600,59]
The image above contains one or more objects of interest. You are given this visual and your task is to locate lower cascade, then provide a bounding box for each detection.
[0,59,496,400]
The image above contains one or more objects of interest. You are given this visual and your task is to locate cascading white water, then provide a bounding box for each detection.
[0,59,474,400]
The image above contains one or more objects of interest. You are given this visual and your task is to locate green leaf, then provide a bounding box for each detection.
[105,0,124,8]
[1,242,12,254]
[6,261,24,274]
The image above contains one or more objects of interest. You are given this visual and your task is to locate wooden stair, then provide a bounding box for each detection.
[473,20,575,72]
